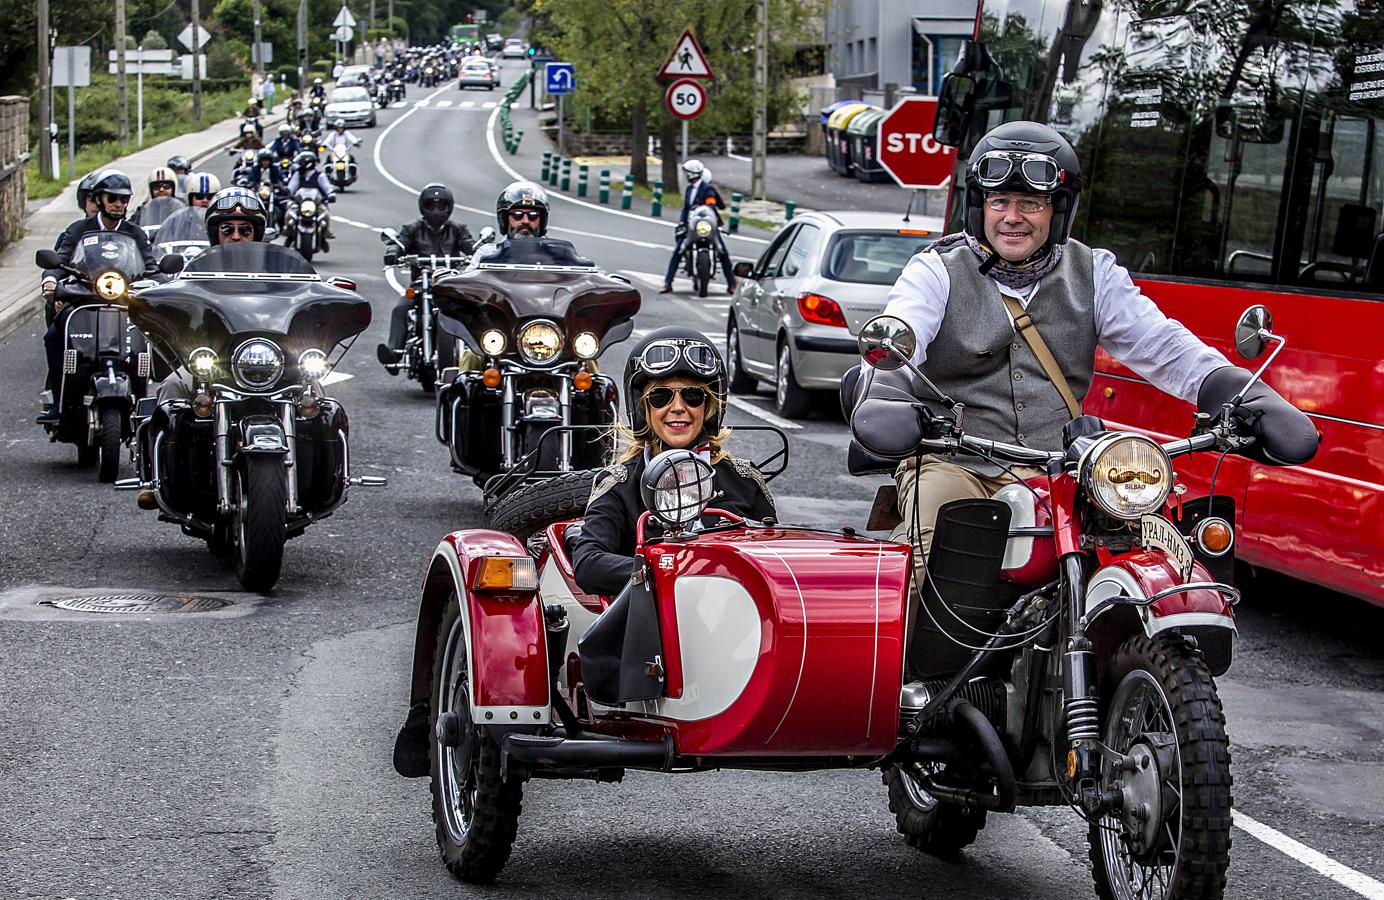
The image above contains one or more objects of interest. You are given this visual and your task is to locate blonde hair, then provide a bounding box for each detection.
[614,380,731,464]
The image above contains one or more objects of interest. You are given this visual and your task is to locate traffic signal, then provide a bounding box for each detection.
[527,46,536,57]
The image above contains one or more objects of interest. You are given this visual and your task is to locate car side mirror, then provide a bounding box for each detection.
[1234,304,1274,360]
[933,73,975,148]
[732,260,753,279]
[158,254,184,275]
[35,249,61,269]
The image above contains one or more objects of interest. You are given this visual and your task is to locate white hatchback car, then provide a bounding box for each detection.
[726,210,945,418]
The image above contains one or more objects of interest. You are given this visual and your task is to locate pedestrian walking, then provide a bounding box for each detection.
[332,60,344,81]
[263,74,276,113]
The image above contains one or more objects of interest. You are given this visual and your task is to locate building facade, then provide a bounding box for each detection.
[826,0,976,100]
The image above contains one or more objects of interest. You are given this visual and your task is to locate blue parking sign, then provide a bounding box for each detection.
[545,62,576,95]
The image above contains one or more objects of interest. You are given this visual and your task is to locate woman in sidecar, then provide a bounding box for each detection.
[570,325,777,596]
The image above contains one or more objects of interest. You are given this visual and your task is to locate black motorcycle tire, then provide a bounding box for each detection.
[419,363,437,394]
[695,250,712,298]
[726,319,758,394]
[297,231,315,261]
[485,469,598,544]
[1088,633,1232,900]
[97,406,123,483]
[884,763,987,856]
[234,454,288,593]
[76,434,98,467]
[430,592,523,884]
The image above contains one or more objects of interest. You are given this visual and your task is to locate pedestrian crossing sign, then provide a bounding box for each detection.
[657,30,714,80]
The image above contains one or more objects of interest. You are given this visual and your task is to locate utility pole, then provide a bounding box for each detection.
[116,0,129,145]
[369,0,376,32]
[36,0,52,177]
[751,0,768,200]
[191,0,203,123]
[387,0,394,36]
[298,0,308,90]
[252,0,264,78]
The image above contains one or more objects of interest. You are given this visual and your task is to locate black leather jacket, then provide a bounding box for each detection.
[395,216,475,282]
[571,453,777,597]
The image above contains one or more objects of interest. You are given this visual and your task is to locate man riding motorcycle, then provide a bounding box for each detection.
[285,150,336,251]
[309,77,327,101]
[166,155,192,197]
[376,182,475,365]
[233,121,264,151]
[661,159,735,295]
[853,120,1319,581]
[269,123,301,162]
[130,167,181,226]
[185,172,222,209]
[322,118,362,155]
[37,170,158,423]
[468,180,550,268]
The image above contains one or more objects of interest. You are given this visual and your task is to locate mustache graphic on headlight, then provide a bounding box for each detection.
[1107,468,1163,485]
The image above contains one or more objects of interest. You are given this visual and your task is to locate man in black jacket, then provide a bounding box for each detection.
[376,183,475,363]
[38,170,158,422]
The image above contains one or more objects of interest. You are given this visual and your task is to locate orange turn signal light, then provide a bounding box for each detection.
[897,228,933,235]
[472,556,538,592]
[1194,518,1234,556]
[573,369,593,391]
[482,367,502,388]
[405,287,416,299]
[192,392,214,417]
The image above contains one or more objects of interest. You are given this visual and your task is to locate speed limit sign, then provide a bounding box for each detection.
[665,78,706,120]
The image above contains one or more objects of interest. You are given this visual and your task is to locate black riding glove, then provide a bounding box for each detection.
[1196,366,1318,466]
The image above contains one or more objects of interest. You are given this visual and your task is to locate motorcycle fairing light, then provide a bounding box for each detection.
[643,449,716,529]
[232,338,285,390]
[298,348,330,380]
[300,200,318,217]
[1079,433,1172,520]
[694,220,713,237]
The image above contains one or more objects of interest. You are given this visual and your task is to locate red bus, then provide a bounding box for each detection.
[933,0,1383,604]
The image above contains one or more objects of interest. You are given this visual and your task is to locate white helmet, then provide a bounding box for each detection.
[682,159,705,182]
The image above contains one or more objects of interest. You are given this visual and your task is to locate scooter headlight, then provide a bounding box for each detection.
[573,332,599,359]
[517,320,562,364]
[298,348,330,380]
[1080,434,1172,520]
[232,338,285,390]
[300,199,318,217]
[480,329,507,355]
[694,220,713,237]
[642,449,716,528]
[95,271,128,301]
[188,346,219,378]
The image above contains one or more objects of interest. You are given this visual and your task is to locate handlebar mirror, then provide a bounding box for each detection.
[858,315,916,371]
[35,249,61,269]
[478,226,497,245]
[380,227,398,243]
[158,253,185,275]
[1234,304,1274,360]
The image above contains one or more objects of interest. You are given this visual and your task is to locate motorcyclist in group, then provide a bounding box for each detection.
[129,167,186,227]
[309,77,327,101]
[234,122,264,151]
[376,183,474,366]
[322,118,361,155]
[37,170,158,423]
[166,155,192,197]
[571,326,777,596]
[185,172,222,208]
[247,149,282,189]
[661,159,736,295]
[286,150,336,251]
[467,180,550,268]
[852,120,1319,583]
[43,170,106,328]
[268,123,302,162]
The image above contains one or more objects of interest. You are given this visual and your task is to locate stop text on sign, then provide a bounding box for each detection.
[883,131,948,155]
[876,96,958,190]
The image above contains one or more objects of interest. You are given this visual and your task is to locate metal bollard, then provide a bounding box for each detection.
[540,152,551,183]
[599,169,611,204]
[560,157,572,192]
[621,174,634,210]
[548,157,561,187]
[651,179,662,218]
[578,164,589,198]
[785,200,796,222]
[729,192,742,234]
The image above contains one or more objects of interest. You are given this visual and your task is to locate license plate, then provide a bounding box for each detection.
[1141,514,1195,582]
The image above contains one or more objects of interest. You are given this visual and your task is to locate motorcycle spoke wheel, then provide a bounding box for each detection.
[1089,634,1231,900]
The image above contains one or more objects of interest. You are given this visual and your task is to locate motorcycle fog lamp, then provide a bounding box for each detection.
[298,348,330,381]
[517,320,562,364]
[336,161,347,171]
[1080,434,1172,520]
[188,347,219,378]
[95,271,128,301]
[232,339,285,390]
[694,220,713,237]
[643,450,716,528]
[480,329,506,355]
[300,199,318,217]
[573,331,599,359]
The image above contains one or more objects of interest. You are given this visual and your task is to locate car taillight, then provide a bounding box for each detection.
[798,292,847,328]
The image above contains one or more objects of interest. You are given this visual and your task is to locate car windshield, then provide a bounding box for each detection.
[331,88,369,102]
[822,231,938,285]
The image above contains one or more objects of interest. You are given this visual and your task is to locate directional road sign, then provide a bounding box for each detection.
[333,5,357,28]
[177,24,212,52]
[876,96,958,189]
[544,62,576,95]
[658,29,713,79]
[53,47,92,87]
[665,78,706,120]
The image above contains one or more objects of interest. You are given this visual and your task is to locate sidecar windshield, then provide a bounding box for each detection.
[72,232,146,278]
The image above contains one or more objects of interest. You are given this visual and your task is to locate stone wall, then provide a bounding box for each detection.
[0,97,30,246]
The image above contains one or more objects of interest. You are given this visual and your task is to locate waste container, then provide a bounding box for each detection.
[819,100,858,170]
[825,103,871,176]
[846,107,891,183]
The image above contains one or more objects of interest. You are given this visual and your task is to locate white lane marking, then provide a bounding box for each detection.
[390,101,406,109]
[482,101,497,109]
[321,371,354,386]
[483,103,770,246]
[1234,811,1384,899]
[415,100,430,107]
[762,548,809,745]
[333,214,384,232]
[435,100,453,108]
[460,100,475,108]
[726,396,803,430]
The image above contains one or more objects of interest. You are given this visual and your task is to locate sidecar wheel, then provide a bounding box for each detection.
[1088,633,1231,900]
[430,593,523,884]
[884,762,987,856]
[485,469,598,544]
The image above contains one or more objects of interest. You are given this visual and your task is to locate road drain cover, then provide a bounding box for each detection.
[40,594,232,614]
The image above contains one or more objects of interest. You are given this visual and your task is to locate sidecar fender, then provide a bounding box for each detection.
[405,530,551,724]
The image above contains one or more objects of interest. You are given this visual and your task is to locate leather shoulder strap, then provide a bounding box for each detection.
[999,293,1081,420]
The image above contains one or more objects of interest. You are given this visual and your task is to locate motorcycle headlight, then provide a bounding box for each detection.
[517,320,562,364]
[188,346,219,378]
[694,220,713,237]
[335,161,346,170]
[642,449,716,528]
[95,271,128,301]
[298,348,330,380]
[232,338,285,390]
[258,186,271,200]
[1080,434,1172,520]
[300,200,317,216]
[573,331,599,359]
[480,329,506,355]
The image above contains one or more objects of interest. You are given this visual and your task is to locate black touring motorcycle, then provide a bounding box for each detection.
[378,227,469,393]
[120,243,385,592]
[430,238,640,503]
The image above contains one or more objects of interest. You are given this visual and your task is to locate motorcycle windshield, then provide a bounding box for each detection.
[295,187,324,203]
[139,196,187,231]
[128,243,371,363]
[72,232,146,278]
[154,207,208,245]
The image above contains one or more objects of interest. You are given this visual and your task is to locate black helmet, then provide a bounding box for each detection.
[495,180,549,236]
[294,150,317,172]
[204,186,268,243]
[93,169,134,200]
[77,169,105,210]
[622,325,726,440]
[166,155,191,173]
[964,121,1082,249]
[418,183,454,228]
[256,148,275,166]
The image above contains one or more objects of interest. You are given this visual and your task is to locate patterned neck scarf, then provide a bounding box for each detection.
[932,231,1065,291]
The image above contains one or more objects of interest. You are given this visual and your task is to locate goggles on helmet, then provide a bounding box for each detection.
[972,150,1064,193]
[213,190,260,212]
[635,338,720,378]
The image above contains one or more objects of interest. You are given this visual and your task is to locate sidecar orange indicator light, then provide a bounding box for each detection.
[473,556,538,592]
[573,369,593,391]
[482,367,502,388]
[1194,518,1234,556]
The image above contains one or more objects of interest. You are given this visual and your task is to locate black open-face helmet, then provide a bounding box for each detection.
[204,186,268,243]
[419,182,454,228]
[166,155,191,174]
[77,169,105,211]
[963,120,1082,249]
[495,180,549,236]
[294,150,317,172]
[92,169,134,218]
[622,325,726,440]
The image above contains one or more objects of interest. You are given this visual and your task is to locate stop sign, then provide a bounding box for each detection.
[876,97,958,190]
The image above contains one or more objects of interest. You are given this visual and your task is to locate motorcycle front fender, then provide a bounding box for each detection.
[236,416,288,454]
[92,372,132,403]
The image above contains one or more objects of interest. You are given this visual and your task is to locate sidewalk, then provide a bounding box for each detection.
[0,109,285,343]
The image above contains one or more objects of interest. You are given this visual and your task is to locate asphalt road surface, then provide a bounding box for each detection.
[1,58,1381,899]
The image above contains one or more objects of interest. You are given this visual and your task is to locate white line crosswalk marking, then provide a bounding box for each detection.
[460,100,475,108]
[435,99,452,107]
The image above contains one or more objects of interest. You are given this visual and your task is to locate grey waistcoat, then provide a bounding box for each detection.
[925,240,1097,475]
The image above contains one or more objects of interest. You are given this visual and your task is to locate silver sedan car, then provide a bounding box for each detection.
[726,210,945,418]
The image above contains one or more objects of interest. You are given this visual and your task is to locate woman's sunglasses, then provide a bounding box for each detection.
[645,386,707,409]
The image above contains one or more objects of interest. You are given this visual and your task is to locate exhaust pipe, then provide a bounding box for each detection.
[502,732,673,770]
